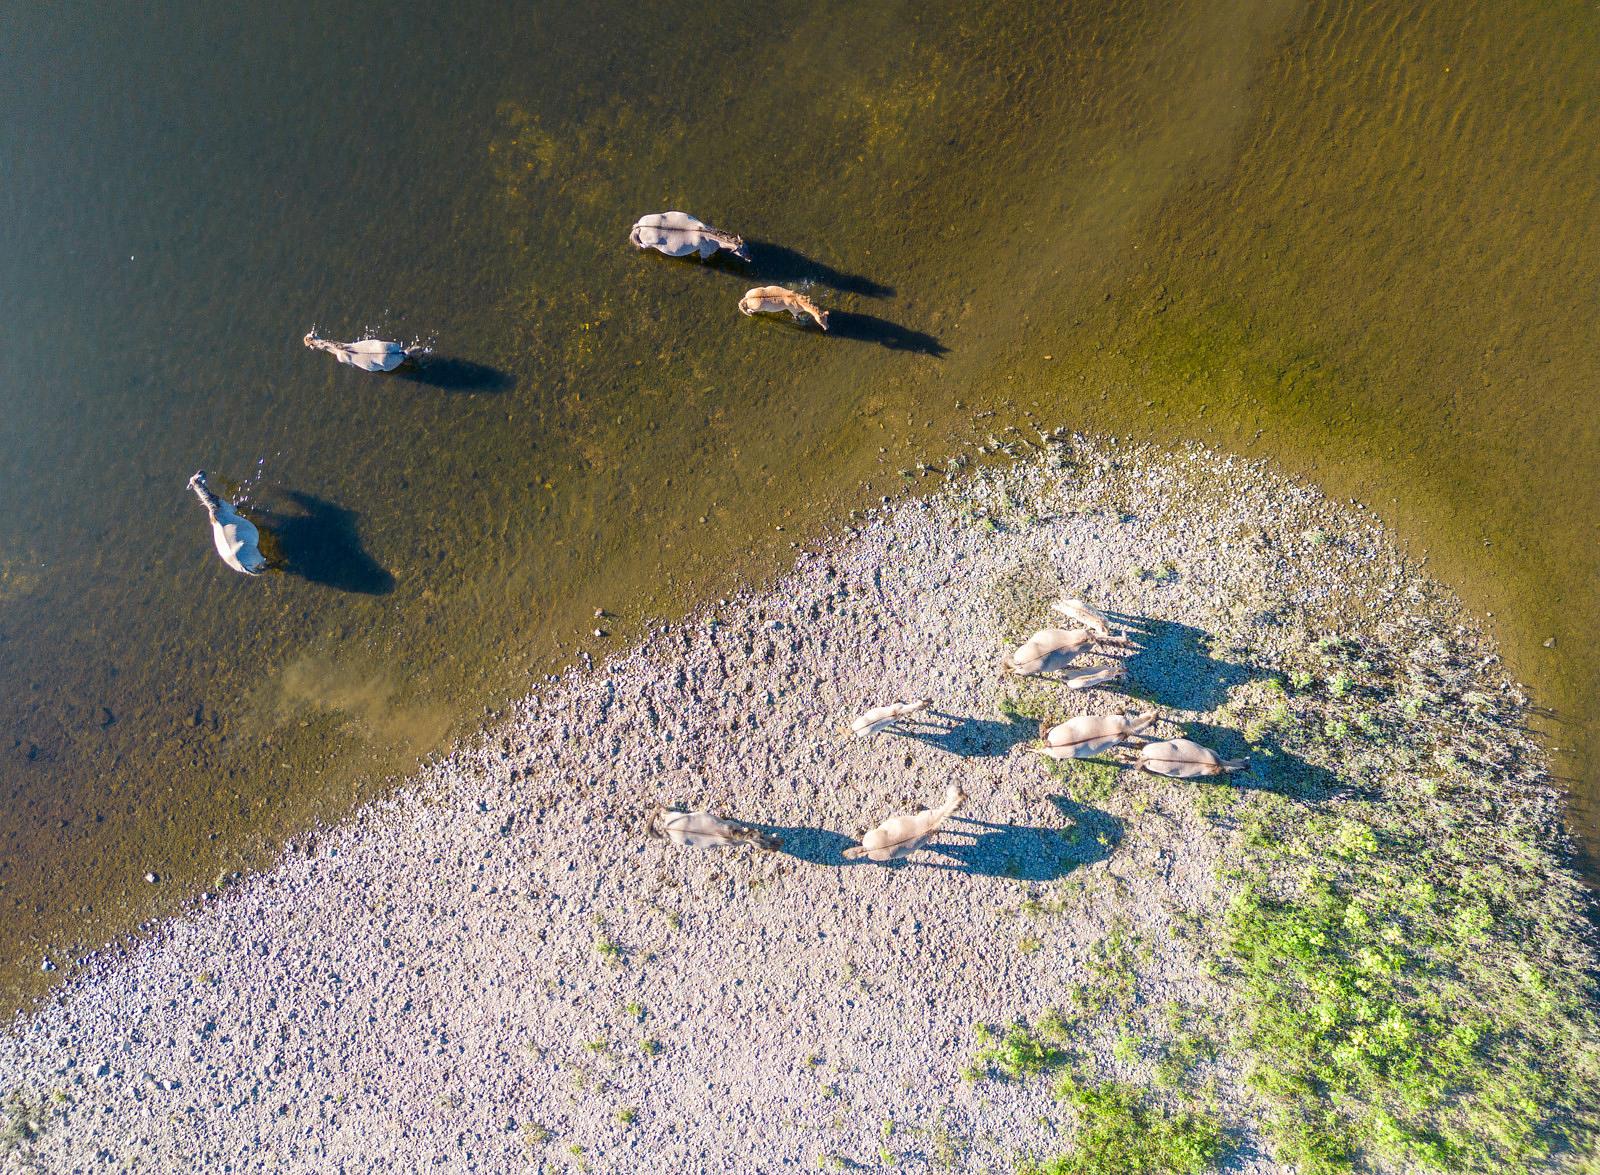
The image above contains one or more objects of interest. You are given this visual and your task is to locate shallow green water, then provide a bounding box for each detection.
[1,0,1595,1010]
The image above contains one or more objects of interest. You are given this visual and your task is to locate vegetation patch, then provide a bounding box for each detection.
[1193,611,1600,1173]
[1,1087,44,1159]
[958,519,1600,1174]
[1042,757,1121,806]
[1226,797,1600,1173]
[1018,1078,1223,1175]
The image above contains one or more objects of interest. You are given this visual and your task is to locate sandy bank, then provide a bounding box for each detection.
[2,437,1594,1173]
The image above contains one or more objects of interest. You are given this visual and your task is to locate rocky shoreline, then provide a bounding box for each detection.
[3,437,1594,1173]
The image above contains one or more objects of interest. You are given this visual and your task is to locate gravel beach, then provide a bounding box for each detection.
[2,437,1590,1173]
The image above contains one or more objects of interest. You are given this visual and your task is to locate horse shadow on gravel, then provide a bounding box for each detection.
[760,824,859,866]
[1116,615,1256,715]
[923,797,1122,880]
[887,709,1035,759]
[1106,614,1344,801]
[764,796,1120,879]
[1182,719,1341,802]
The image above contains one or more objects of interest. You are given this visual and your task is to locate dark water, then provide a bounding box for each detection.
[1,0,1595,1010]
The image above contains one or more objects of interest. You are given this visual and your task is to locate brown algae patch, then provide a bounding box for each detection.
[1,438,1593,1173]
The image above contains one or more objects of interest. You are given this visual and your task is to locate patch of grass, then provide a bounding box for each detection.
[922,1113,967,1171]
[1193,782,1237,821]
[1072,926,1139,1015]
[615,1105,637,1126]
[639,1037,662,1057]
[1,1088,43,1156]
[593,935,623,968]
[997,681,1057,726]
[1017,1077,1223,1175]
[1153,1023,1216,1089]
[1226,797,1600,1174]
[1017,892,1067,919]
[1240,698,1294,746]
[623,1001,645,1021]
[1042,757,1120,805]
[971,1022,1065,1082]
[970,1010,1076,1082]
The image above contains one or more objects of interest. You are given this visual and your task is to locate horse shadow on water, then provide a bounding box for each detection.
[761,795,1119,880]
[392,355,516,393]
[675,238,943,354]
[826,311,947,356]
[735,306,947,357]
[702,239,895,298]
[258,492,395,596]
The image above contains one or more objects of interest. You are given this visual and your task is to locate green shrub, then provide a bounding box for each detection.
[972,1021,1066,1082]
[1226,846,1600,1173]
[1017,1079,1222,1175]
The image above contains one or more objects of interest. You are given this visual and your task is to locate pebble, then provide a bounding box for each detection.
[145,872,160,884]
